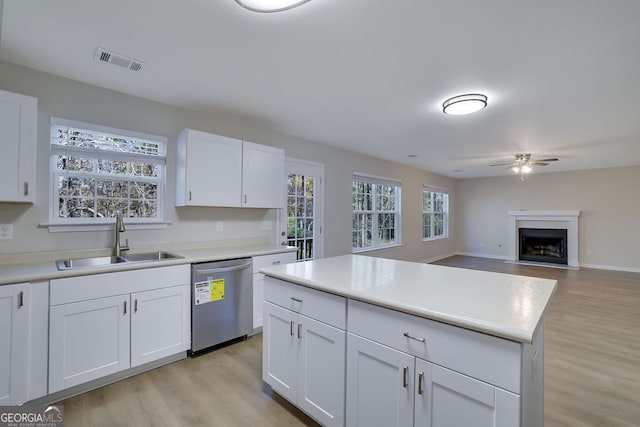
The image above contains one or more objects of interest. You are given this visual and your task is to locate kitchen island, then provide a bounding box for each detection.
[260,255,557,427]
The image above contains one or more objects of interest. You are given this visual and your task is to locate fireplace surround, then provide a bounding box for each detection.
[507,210,580,268]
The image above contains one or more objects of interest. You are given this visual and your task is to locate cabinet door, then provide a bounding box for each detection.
[131,285,190,367]
[0,284,29,405]
[49,295,131,393]
[0,89,37,202]
[242,141,285,208]
[263,301,298,403]
[177,129,242,207]
[346,333,414,427]
[415,359,520,427]
[298,315,346,427]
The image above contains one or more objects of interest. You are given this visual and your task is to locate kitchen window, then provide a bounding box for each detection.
[48,117,167,230]
[423,188,448,240]
[352,173,401,252]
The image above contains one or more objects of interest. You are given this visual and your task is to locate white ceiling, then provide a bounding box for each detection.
[1,0,639,178]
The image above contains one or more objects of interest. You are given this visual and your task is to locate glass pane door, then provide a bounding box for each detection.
[284,159,324,261]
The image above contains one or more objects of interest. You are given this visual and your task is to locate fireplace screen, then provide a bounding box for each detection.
[519,228,568,265]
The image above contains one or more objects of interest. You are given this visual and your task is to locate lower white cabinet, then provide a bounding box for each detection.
[346,333,519,427]
[0,282,48,405]
[252,252,296,329]
[49,265,190,393]
[263,278,346,427]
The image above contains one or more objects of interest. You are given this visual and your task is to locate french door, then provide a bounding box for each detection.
[282,158,324,261]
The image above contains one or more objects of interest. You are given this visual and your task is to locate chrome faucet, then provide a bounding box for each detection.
[114,211,129,257]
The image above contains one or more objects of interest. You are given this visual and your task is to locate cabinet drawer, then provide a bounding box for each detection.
[348,299,522,394]
[252,252,296,273]
[264,277,346,329]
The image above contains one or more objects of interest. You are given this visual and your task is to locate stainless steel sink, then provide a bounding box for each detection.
[55,251,183,271]
[56,255,128,271]
[124,251,184,262]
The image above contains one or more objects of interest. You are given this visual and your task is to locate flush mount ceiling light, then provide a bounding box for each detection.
[442,93,488,115]
[234,0,312,12]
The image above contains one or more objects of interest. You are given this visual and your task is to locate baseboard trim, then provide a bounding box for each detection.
[580,263,640,273]
[421,252,457,264]
[455,251,510,261]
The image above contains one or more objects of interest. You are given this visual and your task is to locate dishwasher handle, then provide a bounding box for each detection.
[195,262,252,275]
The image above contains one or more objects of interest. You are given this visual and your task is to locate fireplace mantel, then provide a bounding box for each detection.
[507,210,580,268]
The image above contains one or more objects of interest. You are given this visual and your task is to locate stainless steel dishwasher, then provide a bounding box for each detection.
[190,258,253,354]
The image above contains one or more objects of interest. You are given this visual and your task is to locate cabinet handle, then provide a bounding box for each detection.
[24,182,29,196]
[272,260,281,265]
[244,194,247,204]
[290,321,294,336]
[290,297,303,303]
[18,291,24,308]
[418,372,424,395]
[189,191,192,201]
[298,323,302,339]
[403,332,426,343]
[403,367,408,388]
[134,299,138,313]
[124,301,127,315]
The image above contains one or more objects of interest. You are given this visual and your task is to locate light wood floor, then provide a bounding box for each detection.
[59,256,640,426]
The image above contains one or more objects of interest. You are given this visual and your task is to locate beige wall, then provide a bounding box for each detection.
[0,61,456,262]
[454,166,640,271]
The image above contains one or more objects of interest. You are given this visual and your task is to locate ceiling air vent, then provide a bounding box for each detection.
[94,48,144,72]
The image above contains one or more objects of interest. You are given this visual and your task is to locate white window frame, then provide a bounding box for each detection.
[46,117,168,232]
[422,186,449,241]
[352,172,402,253]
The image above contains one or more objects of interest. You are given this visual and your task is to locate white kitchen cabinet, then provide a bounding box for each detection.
[346,333,519,427]
[130,285,190,367]
[176,129,242,207]
[0,281,48,405]
[346,333,414,427]
[242,141,285,208]
[175,128,285,208]
[0,283,29,405]
[49,294,131,392]
[252,252,297,330]
[0,89,37,203]
[49,265,190,393]
[263,277,346,427]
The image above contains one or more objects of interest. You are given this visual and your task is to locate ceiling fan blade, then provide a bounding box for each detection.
[531,162,549,166]
[490,162,515,167]
[534,158,558,162]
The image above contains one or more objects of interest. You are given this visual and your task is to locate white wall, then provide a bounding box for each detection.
[0,60,456,263]
[455,166,640,271]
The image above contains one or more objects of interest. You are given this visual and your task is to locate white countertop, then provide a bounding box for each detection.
[260,254,557,344]
[0,242,295,286]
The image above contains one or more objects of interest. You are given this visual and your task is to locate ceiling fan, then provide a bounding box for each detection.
[490,153,559,180]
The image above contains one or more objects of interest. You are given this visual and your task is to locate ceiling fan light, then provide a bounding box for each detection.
[511,166,520,173]
[234,0,312,12]
[521,164,532,174]
[442,93,488,115]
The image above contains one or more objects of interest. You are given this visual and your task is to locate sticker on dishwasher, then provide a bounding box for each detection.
[194,279,225,305]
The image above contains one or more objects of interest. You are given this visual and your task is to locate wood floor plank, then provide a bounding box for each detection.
[58,256,640,426]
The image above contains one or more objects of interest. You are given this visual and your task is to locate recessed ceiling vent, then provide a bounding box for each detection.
[94,48,144,72]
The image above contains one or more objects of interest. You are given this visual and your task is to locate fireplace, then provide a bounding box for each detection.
[519,228,568,265]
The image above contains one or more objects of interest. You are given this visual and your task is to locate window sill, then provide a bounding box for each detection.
[352,243,403,254]
[422,235,448,242]
[42,221,171,233]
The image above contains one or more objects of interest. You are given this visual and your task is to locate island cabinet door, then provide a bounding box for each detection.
[297,315,346,427]
[346,333,415,427]
[414,358,520,427]
[263,302,298,403]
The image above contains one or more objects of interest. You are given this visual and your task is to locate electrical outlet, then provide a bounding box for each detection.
[0,224,13,240]
[216,221,224,232]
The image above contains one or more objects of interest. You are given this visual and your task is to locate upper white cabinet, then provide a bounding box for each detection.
[176,128,285,208]
[0,89,37,203]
